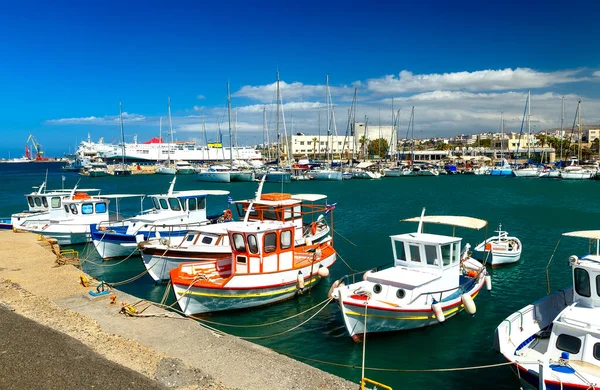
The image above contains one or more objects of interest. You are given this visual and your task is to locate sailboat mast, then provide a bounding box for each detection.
[119,100,126,166]
[411,106,415,164]
[276,70,281,167]
[325,74,330,164]
[527,90,531,159]
[227,82,233,167]
[167,97,173,165]
[500,112,504,161]
[262,106,269,161]
[560,96,564,162]
[391,98,394,161]
[201,111,206,160]
[159,117,162,161]
[578,100,582,162]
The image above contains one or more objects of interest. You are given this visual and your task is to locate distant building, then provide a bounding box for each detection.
[281,134,356,158]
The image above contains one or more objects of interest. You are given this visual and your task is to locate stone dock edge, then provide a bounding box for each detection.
[0,230,356,390]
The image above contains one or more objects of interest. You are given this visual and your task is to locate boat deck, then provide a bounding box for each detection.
[518,337,549,361]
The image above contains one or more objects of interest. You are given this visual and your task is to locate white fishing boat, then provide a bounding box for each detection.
[91,178,229,260]
[175,160,195,175]
[140,184,334,282]
[473,224,522,267]
[332,209,491,341]
[170,220,336,315]
[494,230,600,390]
[196,165,231,182]
[14,189,143,245]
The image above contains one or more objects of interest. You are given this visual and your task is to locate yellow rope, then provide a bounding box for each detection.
[333,228,358,247]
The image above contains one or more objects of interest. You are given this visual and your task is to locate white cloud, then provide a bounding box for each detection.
[593,71,600,78]
[46,112,146,125]
[366,68,588,94]
[196,94,206,100]
[233,80,353,102]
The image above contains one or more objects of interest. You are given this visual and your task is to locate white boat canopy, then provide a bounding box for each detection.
[95,194,146,199]
[356,161,375,169]
[291,194,327,202]
[402,215,488,230]
[151,190,230,197]
[563,231,600,240]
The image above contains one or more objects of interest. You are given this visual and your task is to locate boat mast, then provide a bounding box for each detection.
[263,106,270,162]
[201,111,206,160]
[325,74,331,165]
[500,112,504,163]
[560,96,564,162]
[158,117,162,162]
[391,98,394,162]
[578,100,582,162]
[527,90,531,160]
[411,106,415,164]
[276,70,281,167]
[363,115,368,162]
[167,97,173,165]
[227,82,234,168]
[119,100,126,167]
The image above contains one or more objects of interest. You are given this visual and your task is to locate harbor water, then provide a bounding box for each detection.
[2,162,596,389]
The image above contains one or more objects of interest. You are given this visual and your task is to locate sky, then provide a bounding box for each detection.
[1,0,600,157]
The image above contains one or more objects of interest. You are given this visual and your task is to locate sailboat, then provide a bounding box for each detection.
[155,97,177,175]
[113,101,132,176]
[561,101,594,180]
[314,75,343,181]
[490,113,514,176]
[513,91,541,178]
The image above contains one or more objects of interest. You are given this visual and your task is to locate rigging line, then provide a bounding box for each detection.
[336,251,360,273]
[237,298,333,340]
[190,297,332,328]
[333,228,358,247]
[270,350,519,372]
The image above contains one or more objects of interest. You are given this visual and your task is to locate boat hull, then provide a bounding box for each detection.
[172,252,336,314]
[141,247,231,282]
[196,172,231,182]
[155,166,177,175]
[230,171,255,182]
[314,171,343,181]
[176,168,196,175]
[561,171,593,180]
[513,169,540,177]
[336,273,485,340]
[264,172,291,183]
[490,168,513,176]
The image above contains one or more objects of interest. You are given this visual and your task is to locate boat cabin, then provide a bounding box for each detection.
[144,189,229,224]
[232,193,329,242]
[228,221,297,275]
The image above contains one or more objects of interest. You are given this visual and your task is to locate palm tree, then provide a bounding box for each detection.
[312,137,318,159]
[359,136,367,160]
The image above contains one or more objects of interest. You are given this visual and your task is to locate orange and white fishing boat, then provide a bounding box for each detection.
[170,220,336,315]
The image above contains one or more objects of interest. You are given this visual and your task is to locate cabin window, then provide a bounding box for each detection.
[574,268,591,298]
[34,197,42,207]
[284,207,294,221]
[441,244,453,266]
[264,232,277,253]
[263,207,278,221]
[180,199,187,211]
[168,198,181,211]
[81,203,94,215]
[42,197,48,208]
[233,233,246,252]
[64,205,70,213]
[95,202,107,213]
[424,245,438,265]
[236,256,247,265]
[241,203,258,218]
[152,197,160,210]
[596,275,600,298]
[69,204,78,214]
[280,230,292,249]
[394,241,407,261]
[27,196,34,207]
[201,236,213,244]
[373,284,382,294]
[409,244,421,263]
[198,197,206,209]
[396,289,405,299]
[51,197,61,208]
[186,234,195,242]
[594,343,600,361]
[188,198,197,211]
[556,334,581,354]
[159,199,168,209]
[247,234,259,254]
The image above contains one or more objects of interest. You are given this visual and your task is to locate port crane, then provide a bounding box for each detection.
[25,134,45,161]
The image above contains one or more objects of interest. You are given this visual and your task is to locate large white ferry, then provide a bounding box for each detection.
[76,135,262,163]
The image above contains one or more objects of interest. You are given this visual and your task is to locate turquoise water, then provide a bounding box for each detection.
[2,162,598,389]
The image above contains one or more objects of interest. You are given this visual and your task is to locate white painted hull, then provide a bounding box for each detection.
[196,171,231,182]
[17,223,90,245]
[176,168,196,175]
[93,239,140,260]
[336,272,486,340]
[141,245,230,282]
[561,170,593,180]
[155,166,177,175]
[352,171,382,179]
[513,168,540,177]
[314,170,343,181]
[172,252,336,314]
[383,169,402,177]
[229,171,255,182]
[539,170,560,178]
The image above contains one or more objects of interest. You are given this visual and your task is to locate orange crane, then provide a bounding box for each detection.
[25,134,45,161]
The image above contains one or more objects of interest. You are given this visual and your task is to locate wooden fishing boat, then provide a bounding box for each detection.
[473,224,522,267]
[170,221,336,315]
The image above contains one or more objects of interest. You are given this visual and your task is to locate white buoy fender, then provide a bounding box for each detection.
[297,271,305,289]
[461,293,476,315]
[328,280,340,299]
[363,270,372,281]
[462,259,481,272]
[485,275,492,291]
[431,302,445,322]
[317,266,329,278]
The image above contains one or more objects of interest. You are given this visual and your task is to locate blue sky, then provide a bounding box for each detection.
[1,0,599,157]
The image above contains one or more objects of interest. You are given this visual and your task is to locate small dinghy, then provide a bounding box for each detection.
[473,224,521,267]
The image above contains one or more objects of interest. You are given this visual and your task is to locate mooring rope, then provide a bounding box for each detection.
[333,228,358,247]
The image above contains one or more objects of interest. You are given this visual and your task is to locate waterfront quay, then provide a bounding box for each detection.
[0,231,354,390]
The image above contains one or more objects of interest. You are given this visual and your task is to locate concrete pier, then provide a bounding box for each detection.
[0,231,355,389]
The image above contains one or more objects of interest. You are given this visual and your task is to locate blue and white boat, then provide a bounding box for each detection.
[495,230,600,390]
[91,178,229,260]
[489,158,513,176]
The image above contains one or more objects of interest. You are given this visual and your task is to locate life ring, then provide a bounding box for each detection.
[311,221,317,235]
[99,226,107,231]
[223,209,233,221]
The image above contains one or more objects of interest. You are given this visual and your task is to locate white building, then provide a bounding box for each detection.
[281,134,357,158]
[353,123,397,153]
